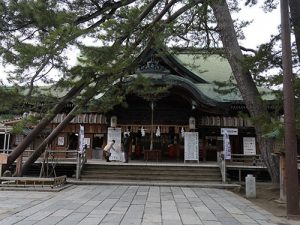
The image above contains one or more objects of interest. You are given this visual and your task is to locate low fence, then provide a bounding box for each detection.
[227,154,264,166]
[0,149,85,179]
[226,154,268,182]
[0,175,67,188]
[0,149,78,163]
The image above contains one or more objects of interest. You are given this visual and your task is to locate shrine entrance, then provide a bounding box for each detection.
[110,90,222,163]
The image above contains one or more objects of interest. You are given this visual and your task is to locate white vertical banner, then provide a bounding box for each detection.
[223,130,231,160]
[184,132,199,162]
[79,125,85,153]
[107,127,122,161]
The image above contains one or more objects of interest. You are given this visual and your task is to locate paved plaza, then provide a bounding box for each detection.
[0,185,297,225]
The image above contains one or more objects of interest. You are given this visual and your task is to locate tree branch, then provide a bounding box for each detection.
[114,0,161,46]
[166,0,204,23]
[85,8,117,31]
[27,56,52,97]
[75,0,136,25]
[90,0,102,10]
[152,0,179,24]
[240,45,257,54]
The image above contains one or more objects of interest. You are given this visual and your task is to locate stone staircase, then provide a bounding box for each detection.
[79,163,222,183]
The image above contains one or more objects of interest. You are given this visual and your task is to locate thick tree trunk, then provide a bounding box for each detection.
[7,83,85,167]
[18,106,79,176]
[289,0,300,61]
[210,0,280,183]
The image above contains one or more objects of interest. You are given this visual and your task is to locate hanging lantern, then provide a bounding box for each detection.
[189,117,196,130]
[110,116,117,128]
[155,126,161,137]
[141,126,145,137]
[124,128,130,137]
[181,127,185,138]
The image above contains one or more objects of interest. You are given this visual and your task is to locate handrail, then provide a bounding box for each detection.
[228,154,264,166]
[76,151,86,180]
[0,149,78,160]
[217,152,226,183]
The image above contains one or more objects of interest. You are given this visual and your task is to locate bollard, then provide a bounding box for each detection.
[245,174,256,198]
[0,154,8,177]
[76,153,81,180]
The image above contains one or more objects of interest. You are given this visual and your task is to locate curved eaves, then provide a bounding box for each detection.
[158,74,220,107]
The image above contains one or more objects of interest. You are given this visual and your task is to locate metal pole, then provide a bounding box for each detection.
[150,101,154,151]
[3,126,7,152]
[7,133,10,154]
[76,153,81,180]
[280,0,300,217]
[222,158,226,183]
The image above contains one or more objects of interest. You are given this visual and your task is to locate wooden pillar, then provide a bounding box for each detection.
[0,154,8,176]
[16,153,23,176]
[280,153,287,202]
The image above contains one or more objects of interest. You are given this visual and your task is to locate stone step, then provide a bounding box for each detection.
[80,174,221,181]
[81,171,221,177]
[81,170,220,176]
[80,164,222,182]
[83,164,219,171]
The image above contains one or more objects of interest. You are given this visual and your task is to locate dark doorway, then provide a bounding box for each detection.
[92,134,104,159]
[68,133,78,150]
[0,134,4,150]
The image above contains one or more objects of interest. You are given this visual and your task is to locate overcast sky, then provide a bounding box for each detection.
[0,3,281,85]
[235,4,280,48]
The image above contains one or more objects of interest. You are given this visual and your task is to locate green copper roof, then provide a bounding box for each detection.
[195,83,275,102]
[172,53,275,101]
[174,53,232,83]
[195,83,241,102]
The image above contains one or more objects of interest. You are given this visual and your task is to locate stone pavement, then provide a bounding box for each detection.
[0,185,297,225]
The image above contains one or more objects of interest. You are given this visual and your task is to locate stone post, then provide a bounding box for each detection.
[245,174,256,198]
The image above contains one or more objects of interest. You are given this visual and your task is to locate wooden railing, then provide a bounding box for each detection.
[0,149,78,163]
[42,150,78,163]
[0,149,80,178]
[227,154,264,167]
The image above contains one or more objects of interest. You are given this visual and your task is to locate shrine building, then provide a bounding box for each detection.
[42,48,281,162]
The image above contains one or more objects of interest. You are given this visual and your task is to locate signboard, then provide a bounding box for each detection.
[189,117,196,129]
[57,136,64,146]
[221,128,238,136]
[184,132,199,161]
[107,127,122,161]
[84,138,90,148]
[0,154,8,164]
[223,130,232,160]
[79,125,85,153]
[243,137,256,155]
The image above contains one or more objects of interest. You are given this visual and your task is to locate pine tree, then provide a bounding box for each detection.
[1,1,299,183]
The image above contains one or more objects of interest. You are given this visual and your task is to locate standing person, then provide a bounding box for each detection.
[103,140,115,162]
[123,134,130,163]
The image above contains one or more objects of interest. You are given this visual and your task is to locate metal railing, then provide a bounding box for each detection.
[217,153,267,183]
[227,154,264,167]
[76,151,86,180]
[217,152,226,183]
[0,149,78,162]
[0,149,80,178]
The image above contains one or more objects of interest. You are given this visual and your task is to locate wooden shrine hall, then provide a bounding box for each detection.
[45,48,279,163]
